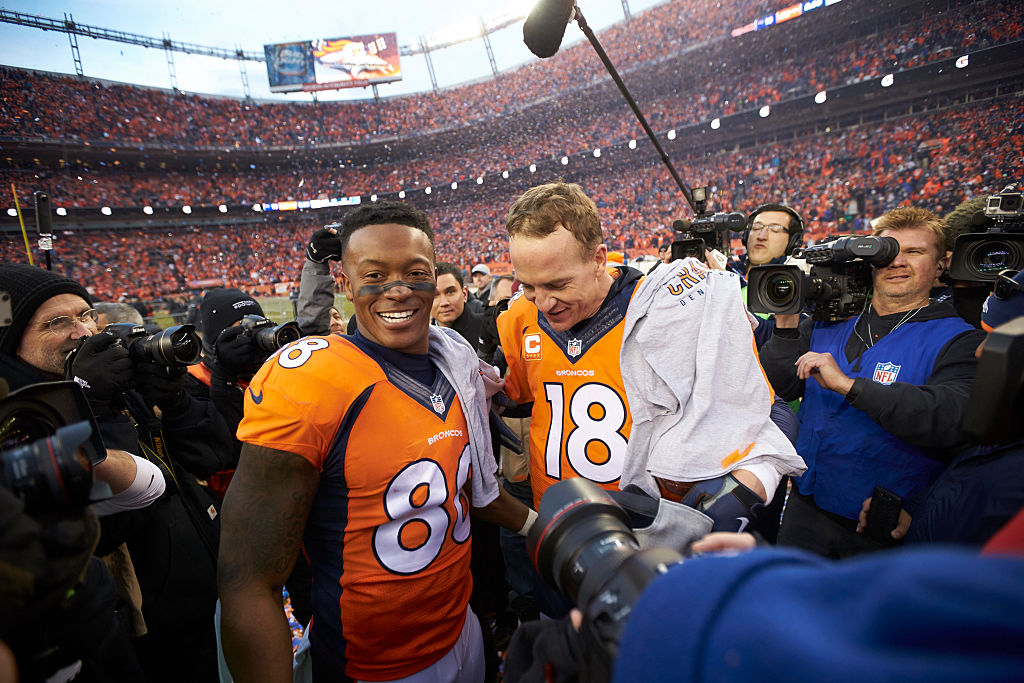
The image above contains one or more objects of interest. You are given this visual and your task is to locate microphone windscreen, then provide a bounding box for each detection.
[523,0,575,59]
[673,219,691,231]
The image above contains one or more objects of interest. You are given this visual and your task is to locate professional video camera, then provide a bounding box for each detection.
[948,183,1024,282]
[238,314,302,352]
[747,235,900,323]
[526,478,683,682]
[0,380,108,512]
[104,322,202,367]
[670,186,746,261]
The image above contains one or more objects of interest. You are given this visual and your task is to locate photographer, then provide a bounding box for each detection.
[760,207,986,557]
[297,223,342,335]
[186,288,273,457]
[733,204,806,347]
[0,265,165,513]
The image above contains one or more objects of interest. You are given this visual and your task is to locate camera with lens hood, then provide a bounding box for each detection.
[104,322,202,367]
[526,478,683,682]
[0,380,109,512]
[948,183,1024,282]
[747,235,900,323]
[670,186,746,261]
[238,314,302,352]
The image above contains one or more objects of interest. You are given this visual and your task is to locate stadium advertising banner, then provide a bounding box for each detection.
[264,33,401,93]
[732,0,842,37]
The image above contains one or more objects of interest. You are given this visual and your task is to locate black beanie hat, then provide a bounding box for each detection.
[0,263,93,356]
[200,288,264,350]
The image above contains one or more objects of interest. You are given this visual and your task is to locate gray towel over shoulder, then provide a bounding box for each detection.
[619,258,805,498]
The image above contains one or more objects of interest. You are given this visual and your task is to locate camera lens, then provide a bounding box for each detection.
[971,240,1016,275]
[527,479,639,605]
[764,273,796,306]
[134,324,202,367]
[272,323,302,348]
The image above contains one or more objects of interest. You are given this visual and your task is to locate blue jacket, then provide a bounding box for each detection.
[615,546,1024,683]
[796,314,973,519]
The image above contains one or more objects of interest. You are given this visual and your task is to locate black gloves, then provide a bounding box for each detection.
[134,362,188,413]
[214,325,269,379]
[66,333,134,415]
[306,226,342,263]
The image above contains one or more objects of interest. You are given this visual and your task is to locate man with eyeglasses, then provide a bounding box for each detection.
[0,262,233,683]
[760,207,987,558]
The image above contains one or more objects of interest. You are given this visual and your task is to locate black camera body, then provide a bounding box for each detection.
[0,381,108,512]
[238,315,302,352]
[670,185,746,261]
[527,479,682,681]
[105,322,202,367]
[671,213,746,261]
[747,235,900,323]
[948,184,1024,282]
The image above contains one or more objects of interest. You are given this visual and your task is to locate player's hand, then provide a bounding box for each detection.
[795,351,854,395]
[306,226,342,263]
[856,496,912,539]
[691,531,758,554]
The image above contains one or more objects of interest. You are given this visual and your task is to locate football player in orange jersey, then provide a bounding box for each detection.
[219,202,531,683]
[498,182,770,509]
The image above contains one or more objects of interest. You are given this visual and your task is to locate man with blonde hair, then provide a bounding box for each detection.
[498,182,800,527]
[761,206,986,558]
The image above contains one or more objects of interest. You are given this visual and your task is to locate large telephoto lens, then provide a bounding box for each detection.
[527,479,640,605]
[134,324,201,367]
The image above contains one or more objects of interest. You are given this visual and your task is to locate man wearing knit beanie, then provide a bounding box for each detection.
[0,263,95,382]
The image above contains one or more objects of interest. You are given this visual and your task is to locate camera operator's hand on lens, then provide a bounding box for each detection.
[857,496,912,540]
[215,325,268,378]
[135,362,187,412]
[306,226,342,263]
[795,351,855,396]
[67,332,134,414]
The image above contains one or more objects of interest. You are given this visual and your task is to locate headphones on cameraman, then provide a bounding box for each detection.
[744,203,805,256]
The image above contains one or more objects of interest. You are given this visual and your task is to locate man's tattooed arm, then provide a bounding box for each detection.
[218,443,319,683]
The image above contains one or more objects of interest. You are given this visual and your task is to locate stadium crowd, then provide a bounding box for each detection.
[1,0,1018,166]
[3,95,1021,302]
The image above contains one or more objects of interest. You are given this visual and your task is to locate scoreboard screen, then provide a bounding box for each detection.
[265,32,401,93]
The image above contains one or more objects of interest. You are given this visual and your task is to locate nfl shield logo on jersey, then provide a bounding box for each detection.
[872,361,901,385]
[430,393,446,414]
[567,338,582,357]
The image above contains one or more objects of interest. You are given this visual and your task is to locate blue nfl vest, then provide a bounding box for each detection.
[795,313,973,519]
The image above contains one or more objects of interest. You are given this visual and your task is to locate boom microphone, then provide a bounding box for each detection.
[523,0,576,58]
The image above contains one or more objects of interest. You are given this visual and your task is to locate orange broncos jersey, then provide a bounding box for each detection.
[236,335,473,681]
[497,267,643,507]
